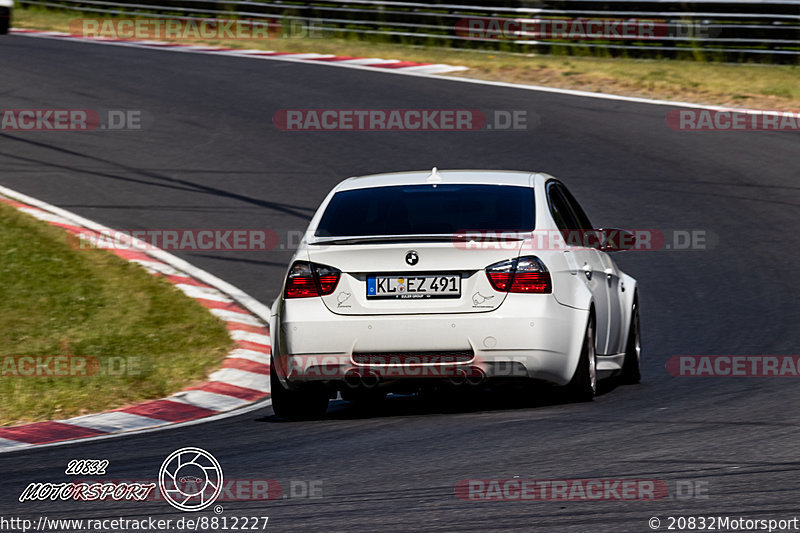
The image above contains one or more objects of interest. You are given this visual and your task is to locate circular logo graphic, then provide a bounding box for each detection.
[405,250,419,266]
[159,447,223,512]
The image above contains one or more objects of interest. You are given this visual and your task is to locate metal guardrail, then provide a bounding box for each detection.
[15,0,800,60]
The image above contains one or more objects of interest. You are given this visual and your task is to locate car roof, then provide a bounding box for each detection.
[336,169,543,191]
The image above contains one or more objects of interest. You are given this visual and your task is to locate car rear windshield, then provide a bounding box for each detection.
[315,184,535,237]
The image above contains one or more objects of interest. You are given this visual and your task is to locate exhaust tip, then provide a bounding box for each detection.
[345,369,381,389]
[344,370,362,388]
[448,368,468,386]
[466,367,487,386]
[360,370,380,389]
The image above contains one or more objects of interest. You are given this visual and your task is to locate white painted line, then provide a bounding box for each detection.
[400,64,470,74]
[229,330,271,346]
[175,283,233,303]
[153,43,223,51]
[129,259,185,277]
[337,58,400,65]
[0,438,32,451]
[63,412,169,433]
[210,308,264,327]
[169,390,251,412]
[17,207,76,226]
[208,49,262,56]
[236,50,276,55]
[14,30,63,36]
[208,368,269,392]
[263,53,336,60]
[227,348,270,365]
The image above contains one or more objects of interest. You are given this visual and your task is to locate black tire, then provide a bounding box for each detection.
[620,299,642,384]
[563,317,597,402]
[270,358,329,420]
[0,12,9,35]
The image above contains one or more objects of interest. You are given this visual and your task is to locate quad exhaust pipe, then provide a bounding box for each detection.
[344,369,380,389]
[345,367,486,388]
[448,367,486,386]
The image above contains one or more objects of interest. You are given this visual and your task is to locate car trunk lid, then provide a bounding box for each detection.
[307,238,525,315]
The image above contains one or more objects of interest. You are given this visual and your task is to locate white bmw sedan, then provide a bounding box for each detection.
[269,169,641,419]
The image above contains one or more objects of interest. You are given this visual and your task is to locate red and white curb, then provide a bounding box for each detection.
[0,185,274,452]
[10,28,469,75]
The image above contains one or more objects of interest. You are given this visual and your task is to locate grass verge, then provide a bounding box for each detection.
[0,200,233,426]
[12,7,800,111]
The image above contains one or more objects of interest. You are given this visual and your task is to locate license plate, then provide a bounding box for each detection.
[367,274,461,299]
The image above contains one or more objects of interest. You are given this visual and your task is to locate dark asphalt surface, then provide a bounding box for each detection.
[1,34,800,532]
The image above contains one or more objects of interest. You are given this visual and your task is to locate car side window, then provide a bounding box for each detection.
[559,184,594,231]
[546,182,579,235]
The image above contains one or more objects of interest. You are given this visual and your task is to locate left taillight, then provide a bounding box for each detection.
[285,261,341,298]
[486,256,552,294]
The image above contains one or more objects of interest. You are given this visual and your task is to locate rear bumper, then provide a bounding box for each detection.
[273,294,589,386]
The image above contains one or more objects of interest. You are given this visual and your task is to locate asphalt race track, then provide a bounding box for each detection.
[2,35,800,532]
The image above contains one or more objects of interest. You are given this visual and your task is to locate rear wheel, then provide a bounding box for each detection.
[563,317,597,402]
[270,358,329,420]
[0,11,9,35]
[620,299,641,384]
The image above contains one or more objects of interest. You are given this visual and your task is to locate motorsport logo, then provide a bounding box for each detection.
[19,479,156,502]
[17,448,220,510]
[18,448,319,509]
[159,447,223,512]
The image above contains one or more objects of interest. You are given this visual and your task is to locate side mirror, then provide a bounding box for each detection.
[595,228,636,252]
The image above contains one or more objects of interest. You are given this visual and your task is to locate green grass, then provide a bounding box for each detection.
[13,6,800,111]
[0,200,233,426]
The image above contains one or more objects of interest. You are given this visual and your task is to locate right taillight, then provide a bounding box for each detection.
[486,256,552,294]
[285,261,341,298]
